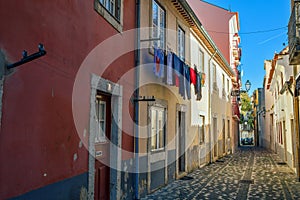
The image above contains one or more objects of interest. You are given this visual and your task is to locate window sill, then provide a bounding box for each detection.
[95,138,108,144]
[150,148,165,153]
[94,0,123,33]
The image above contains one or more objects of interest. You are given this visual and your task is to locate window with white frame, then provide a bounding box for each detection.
[178,26,185,61]
[152,0,165,49]
[222,74,225,90]
[199,115,205,144]
[94,0,122,32]
[150,106,166,150]
[213,63,217,83]
[199,49,204,72]
[95,98,106,143]
[227,79,230,93]
[99,0,120,20]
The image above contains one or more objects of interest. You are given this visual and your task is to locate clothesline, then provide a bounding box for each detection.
[153,47,206,101]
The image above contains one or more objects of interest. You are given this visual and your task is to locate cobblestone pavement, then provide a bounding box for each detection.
[141,147,300,200]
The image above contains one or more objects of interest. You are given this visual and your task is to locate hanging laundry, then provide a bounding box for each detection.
[184,64,191,100]
[173,54,182,87]
[194,67,199,95]
[166,51,174,85]
[153,48,165,78]
[196,72,202,101]
[201,73,206,86]
[178,61,185,99]
[190,66,196,85]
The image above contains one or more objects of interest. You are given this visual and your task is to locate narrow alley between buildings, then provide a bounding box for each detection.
[142,147,300,200]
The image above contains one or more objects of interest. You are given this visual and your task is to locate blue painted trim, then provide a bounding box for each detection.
[10,172,88,200]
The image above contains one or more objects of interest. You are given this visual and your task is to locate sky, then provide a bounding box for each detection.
[203,0,291,94]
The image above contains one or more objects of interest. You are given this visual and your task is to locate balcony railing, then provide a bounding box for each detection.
[288,0,300,65]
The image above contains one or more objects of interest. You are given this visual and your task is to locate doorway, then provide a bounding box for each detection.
[94,93,111,200]
[213,118,218,158]
[178,111,186,173]
[270,114,274,150]
[283,121,287,162]
[88,75,123,200]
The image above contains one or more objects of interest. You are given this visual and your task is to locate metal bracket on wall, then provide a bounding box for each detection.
[133,96,156,102]
[6,43,46,69]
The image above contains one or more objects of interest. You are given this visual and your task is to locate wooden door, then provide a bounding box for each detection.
[94,93,111,200]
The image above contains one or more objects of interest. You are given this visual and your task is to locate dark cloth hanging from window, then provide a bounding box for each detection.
[178,62,185,99]
[196,73,202,101]
[166,51,174,85]
[194,67,199,95]
[195,69,202,101]
[173,54,182,88]
[184,64,191,100]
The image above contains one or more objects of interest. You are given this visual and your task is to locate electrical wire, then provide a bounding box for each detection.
[206,26,288,35]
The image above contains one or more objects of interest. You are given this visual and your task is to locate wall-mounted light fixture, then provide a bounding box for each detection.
[240,80,251,94]
[245,80,251,92]
[7,43,46,69]
[133,96,155,102]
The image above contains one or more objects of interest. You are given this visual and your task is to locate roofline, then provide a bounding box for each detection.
[200,0,231,12]
[178,0,235,76]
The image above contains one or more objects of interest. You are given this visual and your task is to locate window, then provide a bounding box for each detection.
[95,98,106,143]
[199,49,204,72]
[227,79,230,93]
[280,72,284,88]
[213,63,217,83]
[277,122,283,145]
[178,26,185,60]
[94,0,122,32]
[99,0,120,19]
[222,74,225,89]
[199,115,205,144]
[150,106,166,150]
[152,0,165,49]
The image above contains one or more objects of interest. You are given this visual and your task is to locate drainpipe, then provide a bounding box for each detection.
[295,94,300,182]
[294,67,300,182]
[134,0,140,199]
[208,49,217,163]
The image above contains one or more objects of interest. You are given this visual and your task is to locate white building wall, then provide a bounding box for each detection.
[190,33,209,126]
[264,60,275,150]
[270,52,295,170]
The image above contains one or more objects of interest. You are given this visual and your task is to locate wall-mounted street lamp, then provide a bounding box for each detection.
[239,79,251,94]
[245,80,251,92]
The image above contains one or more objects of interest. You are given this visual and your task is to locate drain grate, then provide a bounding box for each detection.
[239,179,254,184]
[277,162,287,165]
[180,176,194,181]
[216,160,225,163]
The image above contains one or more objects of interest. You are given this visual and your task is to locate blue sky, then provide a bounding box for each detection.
[203,0,290,94]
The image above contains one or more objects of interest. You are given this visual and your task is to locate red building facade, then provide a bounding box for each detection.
[0,0,136,199]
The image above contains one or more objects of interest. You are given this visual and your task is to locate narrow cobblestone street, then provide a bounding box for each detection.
[141,147,300,200]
